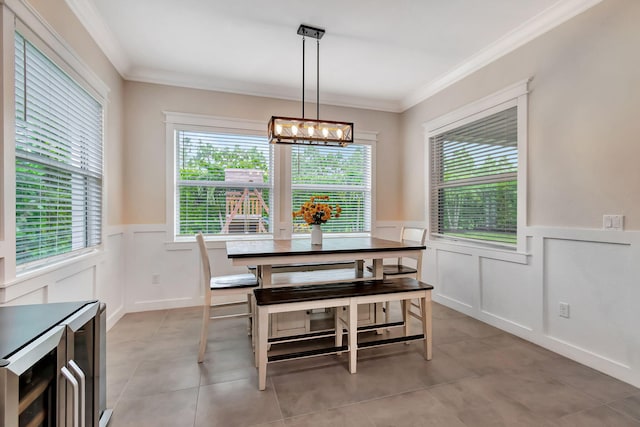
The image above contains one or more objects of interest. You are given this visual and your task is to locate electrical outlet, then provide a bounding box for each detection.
[559,302,570,318]
[152,274,160,285]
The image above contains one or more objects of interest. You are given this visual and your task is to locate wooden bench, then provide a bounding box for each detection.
[253,277,433,390]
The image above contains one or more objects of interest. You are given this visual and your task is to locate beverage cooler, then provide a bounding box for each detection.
[0,301,111,427]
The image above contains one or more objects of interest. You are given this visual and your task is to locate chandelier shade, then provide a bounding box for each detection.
[268,116,353,147]
[268,24,354,147]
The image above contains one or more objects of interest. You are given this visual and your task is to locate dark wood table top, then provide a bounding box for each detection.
[226,237,425,259]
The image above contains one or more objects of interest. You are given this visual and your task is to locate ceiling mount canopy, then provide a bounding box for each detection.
[268,24,354,147]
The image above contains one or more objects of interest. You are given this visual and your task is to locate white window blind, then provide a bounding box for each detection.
[176,130,273,236]
[14,32,103,266]
[291,144,371,234]
[430,106,517,245]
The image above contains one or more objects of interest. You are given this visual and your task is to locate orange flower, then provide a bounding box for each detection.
[292,195,341,225]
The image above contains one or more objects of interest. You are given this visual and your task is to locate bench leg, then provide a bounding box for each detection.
[348,301,358,374]
[421,294,432,360]
[258,308,269,390]
[402,299,410,340]
[403,299,412,345]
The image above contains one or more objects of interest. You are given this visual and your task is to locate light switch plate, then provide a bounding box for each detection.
[559,302,570,318]
[603,214,624,231]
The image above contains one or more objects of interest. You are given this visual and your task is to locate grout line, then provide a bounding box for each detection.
[269,376,286,423]
[606,399,640,423]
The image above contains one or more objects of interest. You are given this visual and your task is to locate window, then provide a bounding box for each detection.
[167,113,375,240]
[291,144,372,234]
[428,81,527,248]
[14,32,103,266]
[175,130,273,236]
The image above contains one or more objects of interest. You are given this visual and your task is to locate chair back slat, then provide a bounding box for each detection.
[396,227,427,276]
[401,227,427,245]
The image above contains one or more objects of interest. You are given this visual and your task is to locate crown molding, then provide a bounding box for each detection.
[64,0,130,75]
[400,0,603,111]
[65,0,601,114]
[125,69,404,113]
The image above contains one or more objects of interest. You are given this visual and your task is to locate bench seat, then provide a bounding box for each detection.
[253,277,433,390]
[254,278,431,305]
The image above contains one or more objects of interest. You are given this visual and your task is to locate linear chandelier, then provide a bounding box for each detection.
[268,24,354,147]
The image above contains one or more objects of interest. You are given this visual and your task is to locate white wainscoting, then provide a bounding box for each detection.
[118,223,640,387]
[16,221,631,387]
[422,223,640,388]
[1,226,127,330]
[123,225,261,313]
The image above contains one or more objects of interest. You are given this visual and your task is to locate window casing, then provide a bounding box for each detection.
[14,31,103,266]
[426,81,528,250]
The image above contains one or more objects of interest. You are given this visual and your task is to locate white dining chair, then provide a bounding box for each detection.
[196,232,258,363]
[367,226,427,322]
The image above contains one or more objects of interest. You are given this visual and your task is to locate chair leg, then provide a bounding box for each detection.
[385,301,390,324]
[247,293,253,336]
[251,295,258,353]
[421,294,432,360]
[198,302,211,363]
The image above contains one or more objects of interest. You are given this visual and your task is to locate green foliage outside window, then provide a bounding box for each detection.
[177,136,270,235]
[292,145,370,233]
[15,159,73,263]
[437,143,517,245]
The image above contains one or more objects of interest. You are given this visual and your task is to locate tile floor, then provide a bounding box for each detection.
[106,303,640,426]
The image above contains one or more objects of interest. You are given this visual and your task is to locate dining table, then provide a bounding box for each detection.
[225,236,427,288]
[226,235,427,339]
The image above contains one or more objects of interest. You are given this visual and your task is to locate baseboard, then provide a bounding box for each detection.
[127,296,200,313]
[106,304,125,331]
[540,335,638,388]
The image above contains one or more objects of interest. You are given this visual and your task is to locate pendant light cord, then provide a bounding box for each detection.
[301,35,321,120]
[317,39,320,120]
[302,36,305,119]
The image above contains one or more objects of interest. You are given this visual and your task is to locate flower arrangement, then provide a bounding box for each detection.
[292,195,341,225]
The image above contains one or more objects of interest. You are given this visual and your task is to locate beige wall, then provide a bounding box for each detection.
[122,82,402,224]
[26,0,125,226]
[402,0,640,230]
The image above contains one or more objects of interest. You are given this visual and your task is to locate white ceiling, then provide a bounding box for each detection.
[66,0,600,112]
